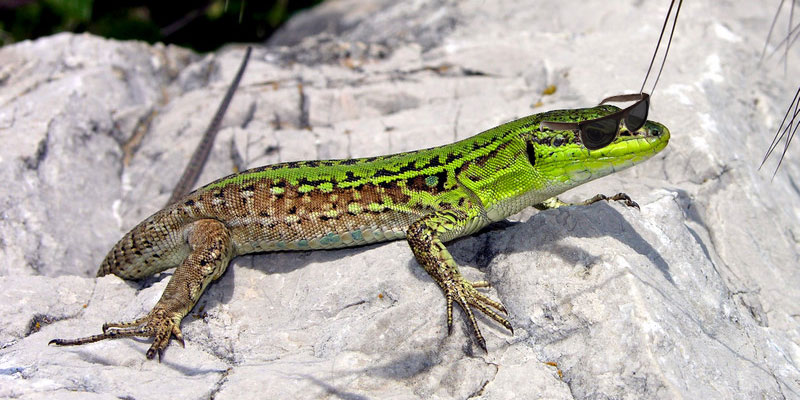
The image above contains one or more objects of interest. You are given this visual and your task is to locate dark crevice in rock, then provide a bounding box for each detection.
[32,279,101,344]
[23,133,49,171]
[686,225,716,273]
[246,61,493,104]
[200,59,219,91]
[786,174,800,198]
[268,0,460,58]
[264,144,281,156]
[269,36,391,67]
[3,75,53,110]
[689,162,732,187]
[400,64,495,78]
[564,375,579,400]
[208,367,232,400]
[25,314,65,337]
[452,104,462,141]
[23,229,45,276]
[467,362,498,398]
[733,291,769,327]
[228,138,246,173]
[121,108,157,167]
[673,189,726,275]
[0,339,18,350]
[461,68,489,77]
[772,369,789,400]
[299,373,370,400]
[271,110,283,130]
[297,79,311,130]
[240,101,257,129]
[673,186,771,327]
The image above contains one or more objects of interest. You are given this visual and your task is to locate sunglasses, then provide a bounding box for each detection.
[540,93,650,150]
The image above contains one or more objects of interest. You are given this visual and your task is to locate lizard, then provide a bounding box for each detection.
[50,102,670,360]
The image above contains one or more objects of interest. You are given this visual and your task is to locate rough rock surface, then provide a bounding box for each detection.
[2,0,799,399]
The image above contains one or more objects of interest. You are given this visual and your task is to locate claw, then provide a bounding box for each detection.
[175,330,185,348]
[477,336,487,353]
[441,277,513,352]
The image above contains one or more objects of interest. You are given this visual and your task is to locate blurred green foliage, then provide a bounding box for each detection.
[0,0,323,52]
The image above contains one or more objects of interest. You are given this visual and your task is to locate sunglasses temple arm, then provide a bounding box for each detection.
[540,121,579,131]
[599,93,648,105]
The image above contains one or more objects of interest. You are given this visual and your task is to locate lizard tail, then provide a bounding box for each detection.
[97,208,190,279]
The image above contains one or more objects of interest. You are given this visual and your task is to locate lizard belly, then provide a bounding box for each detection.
[226,212,420,254]
[485,188,555,222]
[234,226,408,253]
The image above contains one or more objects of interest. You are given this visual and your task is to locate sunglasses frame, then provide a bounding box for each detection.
[540,93,650,150]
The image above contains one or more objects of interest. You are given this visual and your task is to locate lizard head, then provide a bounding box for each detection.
[527,104,670,190]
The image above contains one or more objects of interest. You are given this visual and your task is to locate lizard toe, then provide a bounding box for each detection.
[444,277,512,351]
[144,309,183,360]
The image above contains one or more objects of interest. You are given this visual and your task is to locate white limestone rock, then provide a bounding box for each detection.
[1,0,799,399]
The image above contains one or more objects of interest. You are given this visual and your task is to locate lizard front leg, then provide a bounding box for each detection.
[50,219,233,360]
[406,209,513,352]
[534,192,640,210]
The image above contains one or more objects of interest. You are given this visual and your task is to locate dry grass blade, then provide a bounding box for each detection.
[760,1,800,175]
[167,46,252,206]
[761,86,800,177]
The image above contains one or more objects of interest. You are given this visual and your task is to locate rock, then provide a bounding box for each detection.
[1,1,799,399]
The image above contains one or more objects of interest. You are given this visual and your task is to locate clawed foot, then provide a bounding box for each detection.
[580,192,639,209]
[444,278,513,352]
[49,307,185,361]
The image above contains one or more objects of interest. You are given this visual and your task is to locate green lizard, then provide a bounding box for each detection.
[50,102,669,359]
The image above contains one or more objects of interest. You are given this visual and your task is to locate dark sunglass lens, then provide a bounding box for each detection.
[581,118,618,150]
[625,100,648,132]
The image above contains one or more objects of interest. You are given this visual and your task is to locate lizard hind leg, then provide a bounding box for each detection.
[50,219,234,361]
